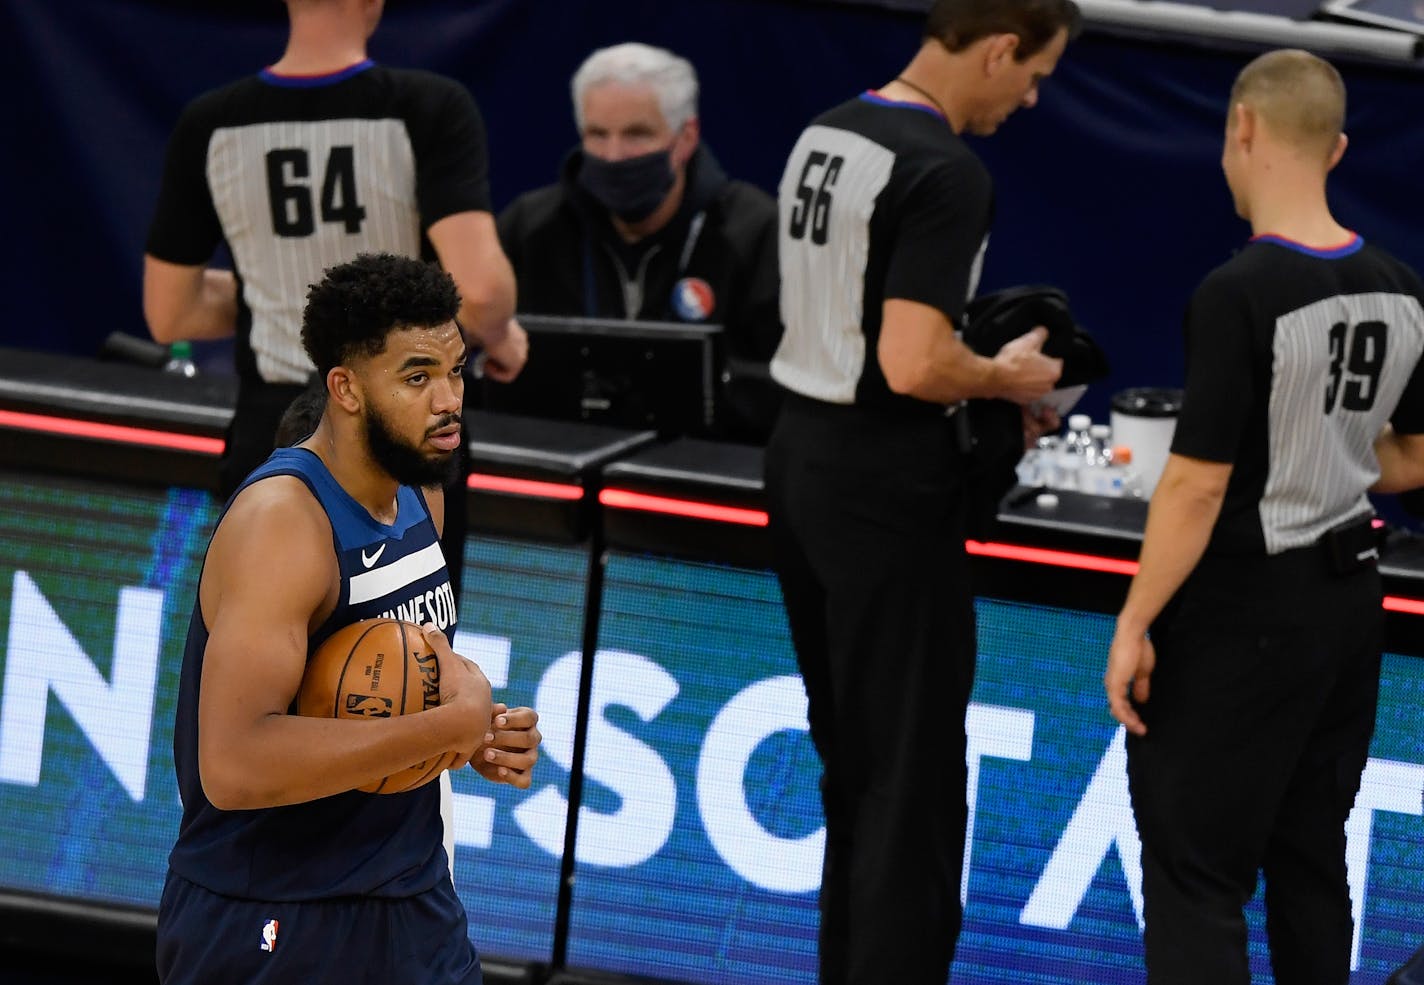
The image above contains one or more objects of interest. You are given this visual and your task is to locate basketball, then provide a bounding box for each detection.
[296,618,459,794]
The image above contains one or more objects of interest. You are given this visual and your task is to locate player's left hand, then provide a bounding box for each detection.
[472,703,540,788]
[1104,626,1154,737]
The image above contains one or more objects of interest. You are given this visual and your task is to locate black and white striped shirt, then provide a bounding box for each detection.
[147,62,491,384]
[1172,234,1424,555]
[771,92,992,416]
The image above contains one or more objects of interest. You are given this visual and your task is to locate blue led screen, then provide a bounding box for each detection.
[1,470,1420,982]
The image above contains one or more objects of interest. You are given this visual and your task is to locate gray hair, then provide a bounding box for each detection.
[571,43,699,133]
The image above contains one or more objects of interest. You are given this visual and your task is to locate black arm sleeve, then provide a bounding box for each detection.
[409,76,493,226]
[145,101,223,265]
[882,156,992,326]
[1390,278,1424,435]
[1170,269,1257,464]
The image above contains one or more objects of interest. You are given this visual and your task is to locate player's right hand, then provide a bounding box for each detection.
[421,622,494,770]
[994,326,1063,404]
[474,703,541,789]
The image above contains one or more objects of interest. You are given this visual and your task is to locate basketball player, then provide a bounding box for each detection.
[764,1,1077,982]
[158,253,540,985]
[1105,50,1424,984]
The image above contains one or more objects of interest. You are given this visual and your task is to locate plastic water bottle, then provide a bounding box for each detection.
[1059,453,1085,491]
[163,340,199,377]
[1016,443,1042,487]
[1064,414,1092,456]
[1086,424,1113,467]
[1090,445,1143,498]
[1026,435,1061,488]
[1116,446,1144,499]
[1056,414,1093,491]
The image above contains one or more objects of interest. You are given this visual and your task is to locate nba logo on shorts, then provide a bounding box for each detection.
[259,918,279,952]
[671,277,715,322]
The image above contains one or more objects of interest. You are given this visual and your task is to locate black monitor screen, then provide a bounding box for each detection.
[481,314,722,436]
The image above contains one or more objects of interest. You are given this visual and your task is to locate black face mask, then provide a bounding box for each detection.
[577,148,675,223]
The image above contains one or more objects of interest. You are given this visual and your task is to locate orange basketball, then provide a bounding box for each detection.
[296,618,458,794]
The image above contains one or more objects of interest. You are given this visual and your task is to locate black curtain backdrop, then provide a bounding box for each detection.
[3,0,1423,423]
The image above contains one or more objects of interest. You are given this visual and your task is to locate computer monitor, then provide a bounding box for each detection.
[481,314,723,436]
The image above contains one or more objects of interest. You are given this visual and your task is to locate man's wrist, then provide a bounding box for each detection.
[461,315,510,349]
[1116,610,1151,637]
[979,352,1004,401]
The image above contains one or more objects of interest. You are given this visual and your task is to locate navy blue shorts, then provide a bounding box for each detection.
[156,871,482,985]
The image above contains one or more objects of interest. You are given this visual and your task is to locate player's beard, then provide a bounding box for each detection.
[364,404,460,489]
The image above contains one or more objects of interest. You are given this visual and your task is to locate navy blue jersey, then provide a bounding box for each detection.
[168,447,458,900]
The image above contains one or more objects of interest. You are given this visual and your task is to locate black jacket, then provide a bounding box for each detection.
[498,145,782,440]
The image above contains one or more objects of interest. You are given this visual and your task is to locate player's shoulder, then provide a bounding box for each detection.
[801,95,988,192]
[219,474,332,552]
[174,73,268,127]
[1198,243,1279,294]
[1214,237,1424,300]
[1356,241,1424,296]
[204,475,339,619]
[1179,249,1268,327]
[377,64,464,90]
[377,65,475,106]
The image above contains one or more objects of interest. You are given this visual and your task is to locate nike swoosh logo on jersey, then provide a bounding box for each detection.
[361,544,386,568]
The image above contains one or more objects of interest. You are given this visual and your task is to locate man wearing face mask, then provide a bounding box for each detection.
[496,42,782,442]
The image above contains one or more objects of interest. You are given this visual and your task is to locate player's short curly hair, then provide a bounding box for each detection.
[301,253,460,378]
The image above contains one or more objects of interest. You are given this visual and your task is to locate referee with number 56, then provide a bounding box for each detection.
[764,2,1079,982]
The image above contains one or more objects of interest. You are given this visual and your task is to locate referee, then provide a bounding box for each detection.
[764,1,1078,982]
[1105,50,1424,984]
[142,0,526,590]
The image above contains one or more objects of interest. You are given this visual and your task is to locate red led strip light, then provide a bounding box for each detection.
[964,539,1141,576]
[8,410,1424,614]
[467,472,583,501]
[595,489,1424,610]
[599,488,770,527]
[1383,596,1424,616]
[0,409,224,455]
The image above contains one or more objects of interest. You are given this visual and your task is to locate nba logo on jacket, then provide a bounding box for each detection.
[672,277,715,321]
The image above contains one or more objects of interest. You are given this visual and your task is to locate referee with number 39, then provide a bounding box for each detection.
[1105,50,1424,984]
[764,2,1079,982]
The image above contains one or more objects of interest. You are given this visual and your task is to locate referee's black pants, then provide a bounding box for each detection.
[1126,547,1382,985]
[765,394,975,985]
